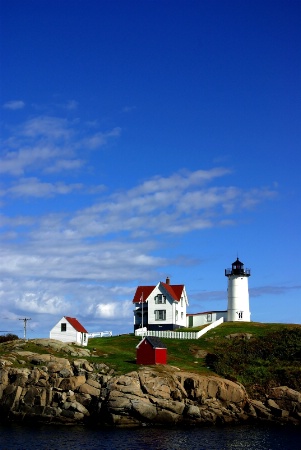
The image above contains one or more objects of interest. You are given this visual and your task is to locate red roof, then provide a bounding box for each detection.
[160,282,184,301]
[65,316,88,333]
[132,282,184,303]
[132,286,155,303]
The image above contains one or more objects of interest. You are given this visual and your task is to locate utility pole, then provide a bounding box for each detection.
[19,318,31,340]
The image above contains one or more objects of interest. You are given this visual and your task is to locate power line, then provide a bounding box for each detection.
[19,318,31,340]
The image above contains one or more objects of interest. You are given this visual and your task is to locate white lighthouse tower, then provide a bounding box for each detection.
[225,257,251,322]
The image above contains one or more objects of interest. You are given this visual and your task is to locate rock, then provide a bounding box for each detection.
[269,386,301,404]
[78,383,100,397]
[86,378,101,390]
[225,333,253,340]
[249,400,272,420]
[73,359,94,373]
[0,369,9,386]
[1,341,301,428]
[58,375,86,391]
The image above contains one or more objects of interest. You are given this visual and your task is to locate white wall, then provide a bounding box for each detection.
[147,283,187,328]
[50,317,88,346]
[227,275,250,321]
[187,311,227,327]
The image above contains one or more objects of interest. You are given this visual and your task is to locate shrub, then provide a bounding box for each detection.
[205,328,301,395]
[0,333,19,343]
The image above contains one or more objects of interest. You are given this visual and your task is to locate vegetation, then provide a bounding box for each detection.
[205,325,301,397]
[87,322,301,398]
[0,334,19,343]
[1,323,300,399]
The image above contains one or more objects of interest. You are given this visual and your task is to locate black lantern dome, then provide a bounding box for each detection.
[225,257,250,277]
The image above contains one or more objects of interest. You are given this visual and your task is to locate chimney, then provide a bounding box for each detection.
[166,276,170,285]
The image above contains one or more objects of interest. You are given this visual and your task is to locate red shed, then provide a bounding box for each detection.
[136,336,167,365]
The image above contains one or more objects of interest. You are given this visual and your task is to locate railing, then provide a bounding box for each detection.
[88,331,112,338]
[225,268,251,276]
[195,317,224,338]
[134,317,224,339]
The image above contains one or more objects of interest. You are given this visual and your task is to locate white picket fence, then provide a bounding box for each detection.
[88,331,112,338]
[135,317,224,339]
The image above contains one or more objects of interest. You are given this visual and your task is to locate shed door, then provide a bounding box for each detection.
[188,316,193,327]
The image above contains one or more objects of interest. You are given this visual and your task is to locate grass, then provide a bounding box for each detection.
[87,334,210,375]
[87,322,301,376]
[1,322,300,381]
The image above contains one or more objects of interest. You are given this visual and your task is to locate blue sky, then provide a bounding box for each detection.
[1,0,300,338]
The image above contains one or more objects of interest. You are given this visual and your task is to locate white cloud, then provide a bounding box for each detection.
[16,292,69,315]
[94,300,132,319]
[68,170,276,237]
[250,285,301,297]
[3,100,25,110]
[0,115,121,176]
[6,178,83,198]
[81,127,121,150]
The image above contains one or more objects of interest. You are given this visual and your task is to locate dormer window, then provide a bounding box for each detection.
[155,294,166,304]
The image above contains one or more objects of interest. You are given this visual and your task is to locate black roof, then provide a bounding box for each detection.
[232,257,244,266]
[144,336,167,349]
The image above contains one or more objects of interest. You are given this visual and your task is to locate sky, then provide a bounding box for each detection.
[0,0,300,339]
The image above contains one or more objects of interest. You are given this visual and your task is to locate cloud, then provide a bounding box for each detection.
[69,169,277,238]
[16,292,69,315]
[250,285,301,297]
[63,100,78,110]
[4,178,82,198]
[81,127,121,150]
[3,100,25,110]
[121,106,136,113]
[0,115,121,176]
[94,300,132,320]
[190,290,226,302]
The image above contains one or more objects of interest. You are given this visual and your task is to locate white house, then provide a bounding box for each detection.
[50,316,89,346]
[187,310,227,328]
[186,257,251,326]
[133,277,188,332]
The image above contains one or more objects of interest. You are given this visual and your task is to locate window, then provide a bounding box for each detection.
[207,313,212,322]
[238,311,243,319]
[181,297,183,307]
[61,323,67,332]
[155,294,166,304]
[175,310,178,321]
[155,310,166,320]
[83,334,86,342]
[181,312,183,319]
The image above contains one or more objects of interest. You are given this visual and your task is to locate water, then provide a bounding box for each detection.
[0,423,300,450]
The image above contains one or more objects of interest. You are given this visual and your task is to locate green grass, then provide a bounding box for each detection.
[1,322,300,383]
[87,322,301,376]
[88,333,213,375]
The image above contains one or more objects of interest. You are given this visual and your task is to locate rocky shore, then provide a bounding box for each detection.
[0,339,300,427]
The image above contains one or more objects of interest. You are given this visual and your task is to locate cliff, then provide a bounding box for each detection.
[0,339,300,427]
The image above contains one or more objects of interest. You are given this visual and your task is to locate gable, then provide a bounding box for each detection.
[160,282,184,301]
[133,283,185,304]
[145,336,166,349]
[65,316,88,333]
[136,336,167,349]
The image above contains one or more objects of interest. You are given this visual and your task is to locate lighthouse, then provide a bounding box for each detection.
[225,258,251,322]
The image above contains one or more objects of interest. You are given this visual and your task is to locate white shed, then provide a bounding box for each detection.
[50,316,89,346]
[187,311,227,328]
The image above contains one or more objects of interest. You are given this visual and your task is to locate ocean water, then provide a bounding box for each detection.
[0,423,300,450]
